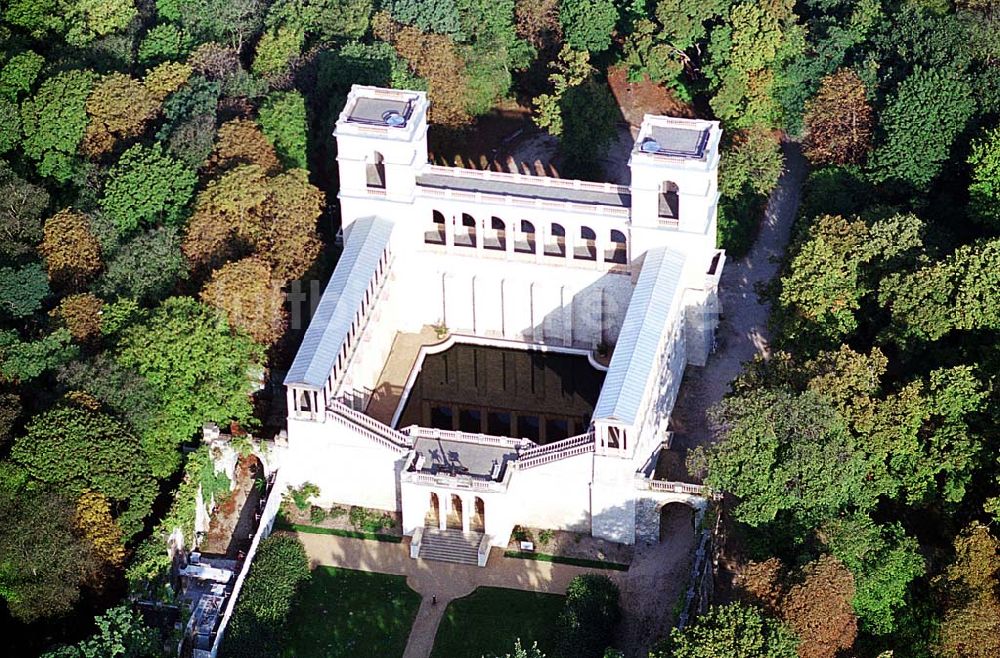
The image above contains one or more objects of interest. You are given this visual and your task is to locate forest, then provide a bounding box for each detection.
[0,0,998,656]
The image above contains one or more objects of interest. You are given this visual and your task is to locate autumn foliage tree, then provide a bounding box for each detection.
[373,12,471,126]
[183,165,323,280]
[933,523,1000,657]
[201,257,287,345]
[82,73,161,157]
[206,118,282,175]
[802,70,874,167]
[52,293,104,344]
[75,491,126,570]
[40,209,102,289]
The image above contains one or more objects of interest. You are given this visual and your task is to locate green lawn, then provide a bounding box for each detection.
[283,567,421,657]
[431,586,565,658]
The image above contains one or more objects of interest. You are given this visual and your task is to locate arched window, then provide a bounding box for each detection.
[515,220,536,254]
[456,213,477,247]
[485,217,506,251]
[607,229,627,264]
[659,181,679,220]
[366,151,386,189]
[575,226,597,261]
[425,210,446,244]
[544,223,566,257]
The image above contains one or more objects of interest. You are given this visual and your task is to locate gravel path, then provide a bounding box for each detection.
[670,142,807,453]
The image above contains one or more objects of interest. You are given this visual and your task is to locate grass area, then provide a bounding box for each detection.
[431,586,565,658]
[284,566,421,657]
[504,551,630,571]
[275,519,402,543]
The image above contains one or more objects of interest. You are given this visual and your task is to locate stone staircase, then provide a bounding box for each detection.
[417,527,482,565]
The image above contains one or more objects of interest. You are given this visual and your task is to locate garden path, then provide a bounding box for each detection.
[294,531,626,658]
[669,142,807,454]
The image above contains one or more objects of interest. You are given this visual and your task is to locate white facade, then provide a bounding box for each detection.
[281,86,725,559]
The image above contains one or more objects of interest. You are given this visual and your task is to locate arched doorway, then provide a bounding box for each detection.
[658,502,695,543]
[545,223,566,257]
[457,213,477,247]
[515,220,535,254]
[426,492,440,527]
[486,217,506,250]
[447,495,464,530]
[608,229,627,264]
[471,497,485,532]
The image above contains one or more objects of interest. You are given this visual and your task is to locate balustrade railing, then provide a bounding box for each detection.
[516,431,596,470]
[416,185,630,218]
[326,402,411,453]
[400,425,532,450]
[423,164,631,196]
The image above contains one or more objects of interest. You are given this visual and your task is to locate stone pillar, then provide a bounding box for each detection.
[445,214,455,250]
[461,495,471,533]
[439,492,448,530]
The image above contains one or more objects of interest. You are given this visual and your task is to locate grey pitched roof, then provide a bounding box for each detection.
[593,247,687,425]
[284,216,396,388]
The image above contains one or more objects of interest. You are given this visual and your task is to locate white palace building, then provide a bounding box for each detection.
[280,85,725,565]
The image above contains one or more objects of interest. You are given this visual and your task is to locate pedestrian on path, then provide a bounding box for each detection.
[432,595,437,606]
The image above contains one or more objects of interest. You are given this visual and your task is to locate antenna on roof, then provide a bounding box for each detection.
[382,110,406,127]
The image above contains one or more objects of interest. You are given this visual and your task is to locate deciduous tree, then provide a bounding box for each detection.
[40,209,102,288]
[41,604,160,658]
[82,73,161,157]
[201,256,287,345]
[0,51,45,101]
[655,602,798,658]
[868,68,974,190]
[968,126,1000,229]
[934,523,1000,658]
[259,90,308,169]
[52,293,104,344]
[0,329,78,382]
[207,118,281,175]
[0,162,50,263]
[12,403,158,539]
[74,491,126,569]
[20,70,95,182]
[99,226,188,303]
[559,0,618,54]
[117,296,264,477]
[802,70,873,167]
[0,485,101,623]
[100,144,197,234]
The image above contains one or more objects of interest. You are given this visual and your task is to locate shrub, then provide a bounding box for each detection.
[309,505,327,525]
[555,574,621,658]
[349,506,395,533]
[219,534,310,657]
[288,482,320,511]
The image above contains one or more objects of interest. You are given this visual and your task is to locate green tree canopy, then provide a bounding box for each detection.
[258,90,308,169]
[98,226,187,303]
[968,126,1000,229]
[20,70,95,182]
[42,604,161,658]
[0,262,49,318]
[559,0,618,54]
[116,296,264,477]
[655,602,798,658]
[555,575,621,658]
[12,403,157,539]
[0,483,101,623]
[868,67,974,191]
[100,144,197,235]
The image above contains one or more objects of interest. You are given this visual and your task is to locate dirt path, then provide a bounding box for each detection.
[670,142,807,453]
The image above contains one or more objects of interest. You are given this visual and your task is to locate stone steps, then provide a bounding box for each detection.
[418,527,482,565]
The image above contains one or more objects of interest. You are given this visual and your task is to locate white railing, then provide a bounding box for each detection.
[423,164,631,196]
[401,470,507,493]
[326,403,411,453]
[518,431,594,460]
[416,186,631,218]
[209,472,283,657]
[647,480,707,496]
[400,425,532,450]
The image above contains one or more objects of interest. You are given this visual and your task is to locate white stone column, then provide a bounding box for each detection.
[461,495,471,533]
[439,492,448,530]
[445,214,455,250]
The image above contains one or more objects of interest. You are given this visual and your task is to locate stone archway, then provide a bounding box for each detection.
[447,494,464,530]
[658,501,695,544]
[471,497,485,533]
[426,492,441,527]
